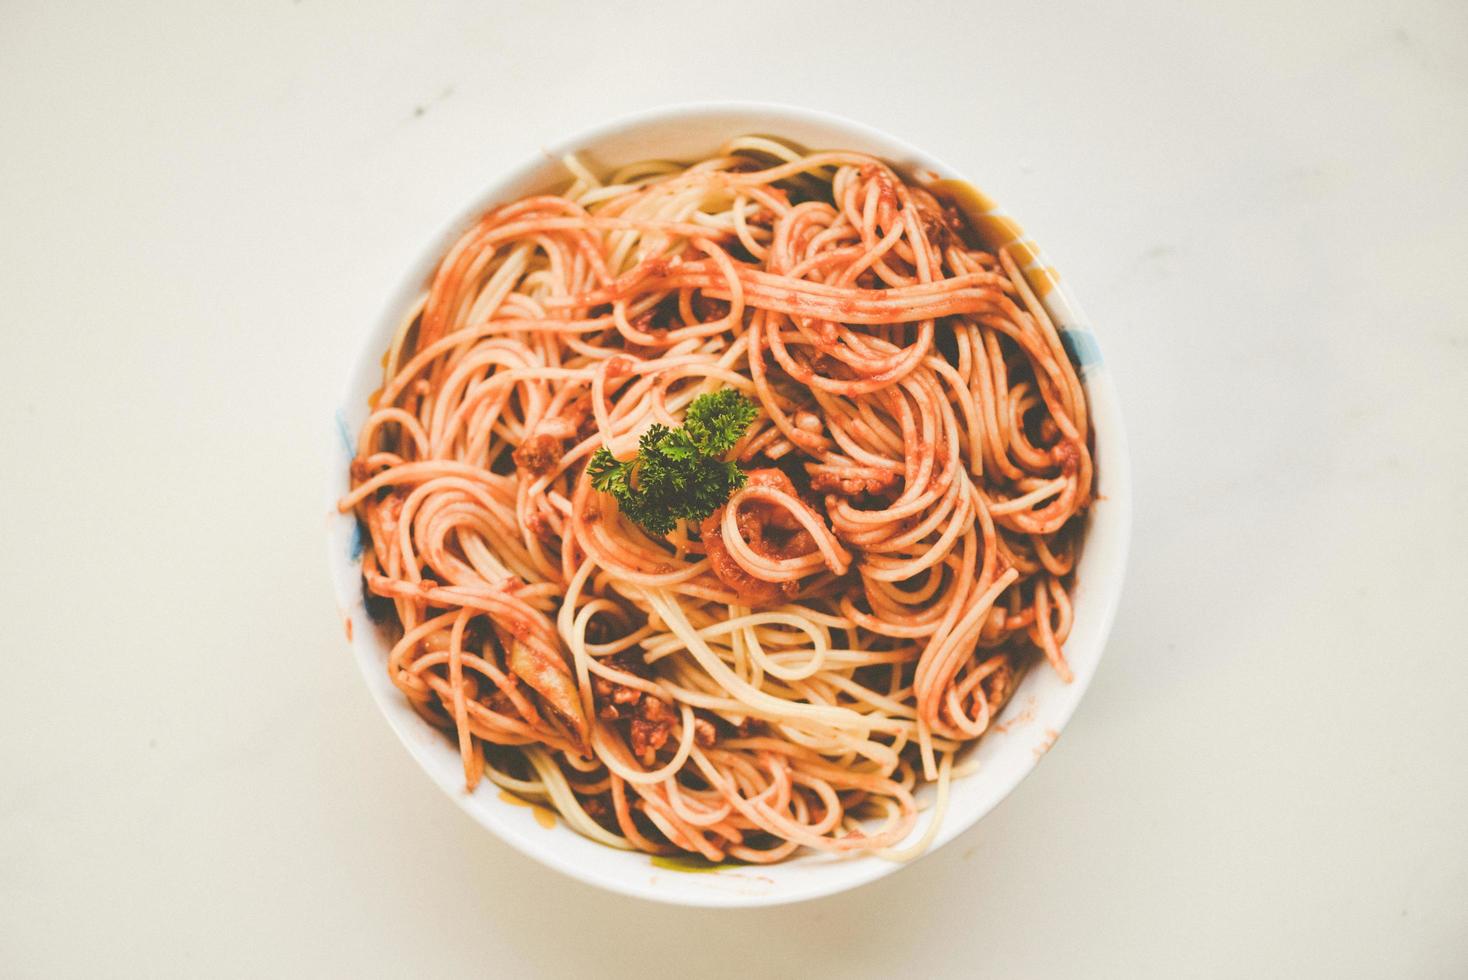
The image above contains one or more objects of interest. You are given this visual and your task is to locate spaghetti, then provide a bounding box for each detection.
[339,137,1092,862]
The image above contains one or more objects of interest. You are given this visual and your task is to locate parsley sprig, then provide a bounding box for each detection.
[586,389,759,536]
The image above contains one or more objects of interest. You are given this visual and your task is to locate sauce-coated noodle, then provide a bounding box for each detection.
[340,138,1091,860]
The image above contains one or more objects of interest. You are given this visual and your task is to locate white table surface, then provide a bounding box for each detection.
[4,1,1466,976]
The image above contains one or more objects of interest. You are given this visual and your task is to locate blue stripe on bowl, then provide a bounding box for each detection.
[335,410,355,457]
[1059,329,1103,376]
[336,409,366,562]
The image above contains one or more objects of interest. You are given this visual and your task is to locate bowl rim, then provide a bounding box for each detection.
[326,99,1132,908]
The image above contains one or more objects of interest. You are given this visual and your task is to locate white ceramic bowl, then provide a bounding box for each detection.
[326,102,1131,907]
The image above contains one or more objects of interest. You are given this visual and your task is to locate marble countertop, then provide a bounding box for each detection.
[3,1,1465,976]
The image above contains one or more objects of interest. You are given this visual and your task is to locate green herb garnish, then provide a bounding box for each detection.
[586,389,759,536]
